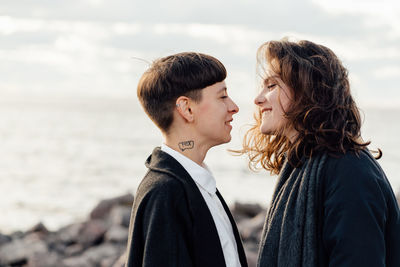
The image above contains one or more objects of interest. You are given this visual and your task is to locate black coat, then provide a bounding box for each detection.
[125,147,248,267]
[317,150,400,266]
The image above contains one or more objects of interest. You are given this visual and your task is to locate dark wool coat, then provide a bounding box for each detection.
[316,150,400,266]
[125,147,248,267]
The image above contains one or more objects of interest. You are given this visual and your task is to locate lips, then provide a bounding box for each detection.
[261,108,272,113]
[225,119,233,126]
[225,119,233,128]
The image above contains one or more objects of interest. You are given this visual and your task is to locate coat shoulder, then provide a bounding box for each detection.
[135,169,187,204]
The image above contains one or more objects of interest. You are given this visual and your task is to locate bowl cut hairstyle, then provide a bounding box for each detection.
[137,52,227,133]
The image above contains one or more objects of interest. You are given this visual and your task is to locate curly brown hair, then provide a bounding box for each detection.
[239,38,379,174]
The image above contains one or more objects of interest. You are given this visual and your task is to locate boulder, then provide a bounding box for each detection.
[237,210,266,243]
[245,247,258,267]
[109,206,132,227]
[232,202,264,218]
[27,222,49,234]
[0,233,11,246]
[105,224,129,243]
[77,220,108,248]
[112,251,127,267]
[56,223,83,245]
[0,234,48,266]
[64,243,85,257]
[62,243,122,267]
[28,251,60,267]
[62,255,89,267]
[90,194,134,220]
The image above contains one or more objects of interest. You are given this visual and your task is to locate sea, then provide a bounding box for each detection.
[1,94,399,234]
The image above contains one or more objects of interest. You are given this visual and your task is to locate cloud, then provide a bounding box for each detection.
[0,0,399,106]
[373,65,400,79]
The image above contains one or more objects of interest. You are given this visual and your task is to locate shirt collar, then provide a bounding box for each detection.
[161,144,216,194]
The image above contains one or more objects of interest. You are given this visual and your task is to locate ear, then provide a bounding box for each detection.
[175,96,194,122]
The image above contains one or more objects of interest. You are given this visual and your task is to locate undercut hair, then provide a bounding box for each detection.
[137,52,227,133]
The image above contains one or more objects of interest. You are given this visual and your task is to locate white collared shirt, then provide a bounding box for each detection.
[161,144,242,267]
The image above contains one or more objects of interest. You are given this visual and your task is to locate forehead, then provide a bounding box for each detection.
[202,81,226,94]
[263,61,281,81]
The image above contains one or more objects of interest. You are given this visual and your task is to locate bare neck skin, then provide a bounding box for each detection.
[163,132,211,166]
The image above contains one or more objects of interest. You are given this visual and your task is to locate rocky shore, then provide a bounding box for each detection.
[1,191,399,267]
[0,194,266,267]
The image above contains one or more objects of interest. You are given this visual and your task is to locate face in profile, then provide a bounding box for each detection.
[254,64,295,139]
[192,81,239,147]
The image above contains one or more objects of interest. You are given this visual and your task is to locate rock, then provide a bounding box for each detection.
[10,230,25,240]
[0,193,268,267]
[26,222,50,241]
[0,233,11,246]
[112,251,126,267]
[237,210,266,243]
[245,247,258,267]
[62,243,122,267]
[56,223,83,245]
[105,224,129,243]
[28,251,60,267]
[77,220,108,248]
[109,206,132,227]
[90,194,134,220]
[82,243,122,265]
[62,255,89,267]
[232,202,264,218]
[101,257,120,267]
[0,234,48,266]
[27,222,49,234]
[64,243,85,257]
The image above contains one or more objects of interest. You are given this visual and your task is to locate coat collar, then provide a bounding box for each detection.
[145,147,248,267]
[145,147,227,267]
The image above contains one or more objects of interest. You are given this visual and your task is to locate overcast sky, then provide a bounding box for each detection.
[1,0,399,107]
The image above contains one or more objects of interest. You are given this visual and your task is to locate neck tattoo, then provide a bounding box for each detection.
[178,140,194,151]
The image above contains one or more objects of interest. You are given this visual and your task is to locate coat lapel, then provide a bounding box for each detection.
[146,147,227,267]
[216,190,248,267]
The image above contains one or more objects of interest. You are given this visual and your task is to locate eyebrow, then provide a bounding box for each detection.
[264,75,281,85]
[217,86,227,93]
[265,75,280,82]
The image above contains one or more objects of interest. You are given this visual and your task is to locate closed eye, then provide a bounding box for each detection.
[267,84,277,90]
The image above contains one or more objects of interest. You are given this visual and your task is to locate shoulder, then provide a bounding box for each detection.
[135,170,188,208]
[323,150,386,186]
[321,150,391,206]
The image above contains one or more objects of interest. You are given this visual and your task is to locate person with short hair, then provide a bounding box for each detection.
[239,39,400,267]
[125,52,247,267]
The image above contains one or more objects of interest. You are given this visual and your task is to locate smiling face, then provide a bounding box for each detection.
[254,65,295,139]
[192,81,239,148]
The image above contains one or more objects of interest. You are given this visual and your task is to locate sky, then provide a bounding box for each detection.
[0,0,400,107]
[1,0,400,234]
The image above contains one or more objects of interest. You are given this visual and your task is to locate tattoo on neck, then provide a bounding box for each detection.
[178,140,194,151]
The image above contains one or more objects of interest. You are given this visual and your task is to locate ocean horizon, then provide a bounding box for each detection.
[1,94,399,234]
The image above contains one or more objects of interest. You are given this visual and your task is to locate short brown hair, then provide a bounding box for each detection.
[137,52,226,133]
[239,38,376,174]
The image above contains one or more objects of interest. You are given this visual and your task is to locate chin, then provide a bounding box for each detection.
[260,126,273,135]
[217,135,232,145]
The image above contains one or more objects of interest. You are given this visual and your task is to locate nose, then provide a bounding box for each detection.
[254,90,265,106]
[229,98,239,114]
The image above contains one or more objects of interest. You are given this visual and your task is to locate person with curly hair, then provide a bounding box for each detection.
[239,38,400,266]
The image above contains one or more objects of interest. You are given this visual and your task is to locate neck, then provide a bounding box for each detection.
[164,135,210,166]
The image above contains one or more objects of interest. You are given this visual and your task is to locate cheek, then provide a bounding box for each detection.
[197,102,211,115]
